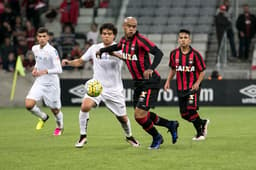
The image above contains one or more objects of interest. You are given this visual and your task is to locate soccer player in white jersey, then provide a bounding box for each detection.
[25,27,64,136]
[62,23,139,148]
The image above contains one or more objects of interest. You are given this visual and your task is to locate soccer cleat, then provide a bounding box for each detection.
[36,115,49,130]
[75,135,87,148]
[148,134,164,149]
[202,119,210,137]
[126,136,140,147]
[167,121,179,144]
[192,135,206,141]
[53,128,63,136]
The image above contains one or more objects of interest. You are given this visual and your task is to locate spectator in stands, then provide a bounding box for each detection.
[12,16,26,46]
[236,4,256,61]
[16,37,28,56]
[0,36,16,71]
[87,23,98,44]
[1,4,16,29]
[59,0,79,30]
[23,50,35,71]
[59,24,76,60]
[215,5,237,60]
[25,20,36,50]
[83,0,95,8]
[5,52,16,72]
[208,70,222,80]
[99,0,109,8]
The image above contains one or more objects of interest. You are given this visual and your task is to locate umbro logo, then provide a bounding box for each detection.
[239,84,256,104]
[240,85,256,98]
[69,84,86,98]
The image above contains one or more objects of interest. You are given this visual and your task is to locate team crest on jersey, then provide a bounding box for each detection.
[175,58,179,64]
[189,59,193,64]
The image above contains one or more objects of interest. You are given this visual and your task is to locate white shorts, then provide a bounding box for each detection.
[84,91,126,117]
[26,81,61,109]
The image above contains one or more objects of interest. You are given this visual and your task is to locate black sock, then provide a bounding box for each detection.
[192,117,203,136]
[135,116,159,137]
[149,112,170,128]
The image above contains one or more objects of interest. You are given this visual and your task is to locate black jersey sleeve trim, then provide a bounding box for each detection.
[149,46,163,70]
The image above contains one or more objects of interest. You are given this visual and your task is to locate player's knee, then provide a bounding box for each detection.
[181,112,191,121]
[25,99,35,110]
[51,108,60,115]
[81,105,91,112]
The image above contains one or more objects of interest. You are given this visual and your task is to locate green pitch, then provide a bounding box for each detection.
[0,107,255,170]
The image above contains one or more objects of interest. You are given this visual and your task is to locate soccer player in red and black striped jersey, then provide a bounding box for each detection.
[164,29,210,141]
[97,17,179,149]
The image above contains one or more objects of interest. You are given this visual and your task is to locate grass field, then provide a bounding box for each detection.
[0,106,255,170]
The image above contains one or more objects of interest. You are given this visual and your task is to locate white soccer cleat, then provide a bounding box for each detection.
[192,135,206,141]
[126,136,140,147]
[75,136,87,148]
[202,119,210,137]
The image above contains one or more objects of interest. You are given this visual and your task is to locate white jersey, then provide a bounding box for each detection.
[32,43,62,85]
[81,42,123,93]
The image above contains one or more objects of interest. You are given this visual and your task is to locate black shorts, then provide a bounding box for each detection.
[133,86,159,111]
[178,91,199,113]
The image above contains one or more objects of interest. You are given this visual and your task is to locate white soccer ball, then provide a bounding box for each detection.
[85,79,103,97]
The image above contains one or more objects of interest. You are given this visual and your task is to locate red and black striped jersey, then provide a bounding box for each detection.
[169,47,206,92]
[117,32,161,82]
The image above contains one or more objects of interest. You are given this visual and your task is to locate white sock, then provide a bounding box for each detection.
[120,118,132,137]
[54,111,63,129]
[79,110,89,135]
[31,105,48,120]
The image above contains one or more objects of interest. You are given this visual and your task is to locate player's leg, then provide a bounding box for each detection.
[104,92,140,147]
[147,111,179,144]
[25,83,49,130]
[44,83,63,135]
[179,93,209,141]
[75,96,98,148]
[133,88,163,149]
[50,108,64,136]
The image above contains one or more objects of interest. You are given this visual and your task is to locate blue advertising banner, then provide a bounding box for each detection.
[61,79,256,106]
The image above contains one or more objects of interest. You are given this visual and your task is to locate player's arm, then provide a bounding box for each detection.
[164,68,176,91]
[192,70,205,91]
[62,58,84,67]
[46,50,62,74]
[96,44,121,58]
[149,46,163,70]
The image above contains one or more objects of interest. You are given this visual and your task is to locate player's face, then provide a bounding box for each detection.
[37,32,49,47]
[178,32,191,48]
[101,29,115,46]
[123,18,137,38]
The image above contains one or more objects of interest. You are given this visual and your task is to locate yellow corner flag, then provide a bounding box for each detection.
[10,56,26,101]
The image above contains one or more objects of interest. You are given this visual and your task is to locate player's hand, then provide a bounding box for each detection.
[32,68,37,77]
[164,81,170,91]
[192,82,200,91]
[143,69,153,79]
[96,51,102,59]
[62,59,70,66]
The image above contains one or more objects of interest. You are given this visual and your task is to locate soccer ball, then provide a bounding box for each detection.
[85,79,103,97]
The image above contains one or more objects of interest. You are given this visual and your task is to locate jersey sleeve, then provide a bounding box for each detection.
[137,35,155,52]
[194,50,206,72]
[47,48,62,74]
[169,50,176,69]
[81,45,94,61]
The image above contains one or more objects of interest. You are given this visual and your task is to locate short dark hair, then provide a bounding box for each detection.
[179,29,190,35]
[37,27,49,34]
[99,23,118,36]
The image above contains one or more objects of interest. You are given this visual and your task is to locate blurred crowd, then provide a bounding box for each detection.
[0,0,110,73]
